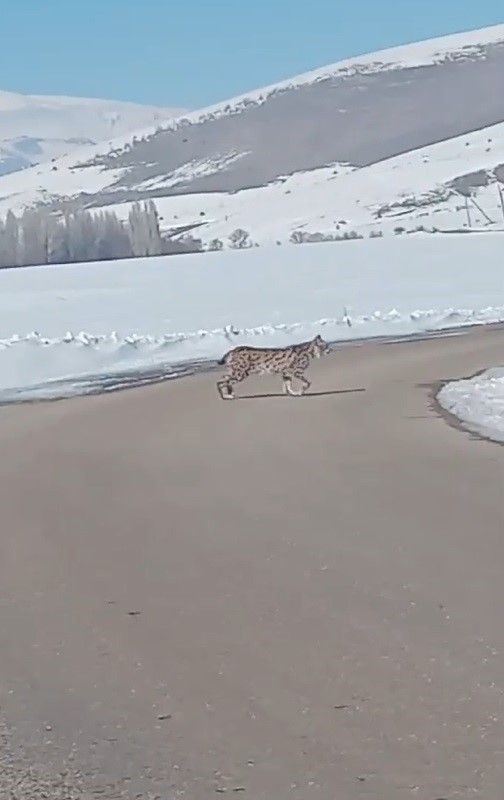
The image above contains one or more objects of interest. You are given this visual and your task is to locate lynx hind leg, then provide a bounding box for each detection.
[217,375,235,400]
[217,363,249,399]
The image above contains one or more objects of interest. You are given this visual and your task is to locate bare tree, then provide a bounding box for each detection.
[0,211,20,267]
[128,201,163,257]
[229,228,252,249]
[20,208,52,265]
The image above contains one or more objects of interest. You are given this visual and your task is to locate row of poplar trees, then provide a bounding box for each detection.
[0,201,169,268]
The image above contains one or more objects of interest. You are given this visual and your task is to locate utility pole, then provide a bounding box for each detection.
[465,196,471,228]
[498,183,504,223]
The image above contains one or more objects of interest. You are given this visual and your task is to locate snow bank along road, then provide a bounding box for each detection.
[0,233,503,403]
[0,326,503,799]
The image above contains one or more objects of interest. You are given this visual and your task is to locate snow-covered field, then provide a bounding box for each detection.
[438,369,504,443]
[0,234,503,403]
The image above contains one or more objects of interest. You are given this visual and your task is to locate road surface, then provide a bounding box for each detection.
[0,327,503,799]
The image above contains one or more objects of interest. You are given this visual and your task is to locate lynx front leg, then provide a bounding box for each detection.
[283,371,310,396]
[283,373,301,396]
[296,373,311,395]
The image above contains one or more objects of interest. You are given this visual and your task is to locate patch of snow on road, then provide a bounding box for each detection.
[438,368,504,443]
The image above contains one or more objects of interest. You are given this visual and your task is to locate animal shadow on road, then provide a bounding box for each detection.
[237,388,366,400]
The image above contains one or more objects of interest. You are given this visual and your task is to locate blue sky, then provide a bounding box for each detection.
[2,0,502,108]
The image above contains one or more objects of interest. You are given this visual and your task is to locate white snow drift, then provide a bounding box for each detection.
[438,369,504,443]
[0,233,503,403]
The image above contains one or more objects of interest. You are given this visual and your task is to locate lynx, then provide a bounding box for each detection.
[217,335,329,399]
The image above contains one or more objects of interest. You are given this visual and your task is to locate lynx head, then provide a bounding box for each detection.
[310,334,329,358]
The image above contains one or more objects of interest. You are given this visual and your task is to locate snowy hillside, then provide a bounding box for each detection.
[1,24,504,247]
[102,121,504,246]
[0,89,185,177]
[1,23,504,214]
[0,234,503,403]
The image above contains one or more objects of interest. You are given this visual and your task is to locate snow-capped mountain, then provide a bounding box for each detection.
[1,24,504,246]
[0,90,186,177]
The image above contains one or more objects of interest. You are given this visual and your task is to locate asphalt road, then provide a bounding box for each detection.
[0,327,503,799]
